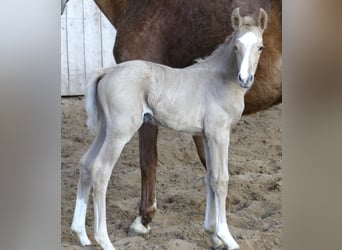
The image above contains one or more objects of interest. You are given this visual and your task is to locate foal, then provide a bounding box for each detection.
[71,8,268,250]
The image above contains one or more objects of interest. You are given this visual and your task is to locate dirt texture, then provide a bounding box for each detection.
[61,97,282,250]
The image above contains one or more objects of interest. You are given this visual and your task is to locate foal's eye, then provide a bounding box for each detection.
[258,46,264,52]
[234,45,238,52]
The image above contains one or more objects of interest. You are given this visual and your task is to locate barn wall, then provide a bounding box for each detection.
[61,0,116,96]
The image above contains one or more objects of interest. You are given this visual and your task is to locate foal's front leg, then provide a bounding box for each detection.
[204,129,239,250]
[203,137,224,248]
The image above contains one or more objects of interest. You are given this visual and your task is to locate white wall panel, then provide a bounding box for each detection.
[61,0,116,96]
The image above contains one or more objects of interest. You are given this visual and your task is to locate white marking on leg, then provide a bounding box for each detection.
[152,198,157,209]
[214,180,239,250]
[93,185,115,250]
[129,216,151,234]
[204,175,224,248]
[129,199,156,235]
[71,197,91,246]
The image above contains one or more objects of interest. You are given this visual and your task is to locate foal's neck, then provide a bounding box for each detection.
[194,36,238,81]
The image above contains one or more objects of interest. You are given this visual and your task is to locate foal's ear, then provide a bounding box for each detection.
[231,8,242,31]
[258,8,268,32]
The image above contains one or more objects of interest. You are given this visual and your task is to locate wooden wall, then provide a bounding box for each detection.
[61,0,116,95]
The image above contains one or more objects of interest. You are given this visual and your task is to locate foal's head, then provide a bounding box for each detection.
[231,8,268,89]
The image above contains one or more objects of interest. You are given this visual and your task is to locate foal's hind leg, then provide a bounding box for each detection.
[71,118,106,246]
[92,122,138,250]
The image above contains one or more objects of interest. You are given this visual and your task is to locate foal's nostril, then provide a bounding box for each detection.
[249,75,254,83]
[238,74,243,83]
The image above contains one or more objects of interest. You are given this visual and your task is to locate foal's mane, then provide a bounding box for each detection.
[193,34,235,65]
[194,17,256,65]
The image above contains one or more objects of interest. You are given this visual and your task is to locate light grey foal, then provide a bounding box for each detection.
[71,8,268,250]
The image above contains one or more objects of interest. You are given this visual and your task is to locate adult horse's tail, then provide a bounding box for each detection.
[85,72,106,133]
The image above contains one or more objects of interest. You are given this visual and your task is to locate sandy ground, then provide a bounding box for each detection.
[61,97,282,250]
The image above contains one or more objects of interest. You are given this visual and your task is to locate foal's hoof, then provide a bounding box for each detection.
[216,235,239,250]
[210,247,227,250]
[70,225,92,246]
[207,231,239,250]
[210,244,239,250]
[128,216,151,236]
[209,235,224,249]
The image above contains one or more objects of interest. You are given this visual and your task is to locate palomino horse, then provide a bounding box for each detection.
[71,8,268,250]
[62,0,282,237]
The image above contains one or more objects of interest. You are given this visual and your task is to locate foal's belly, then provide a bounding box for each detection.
[144,86,205,133]
[145,108,204,134]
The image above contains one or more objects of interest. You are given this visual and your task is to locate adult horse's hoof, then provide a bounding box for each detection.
[128,216,151,236]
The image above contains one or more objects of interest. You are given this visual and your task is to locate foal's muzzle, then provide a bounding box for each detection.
[238,74,254,89]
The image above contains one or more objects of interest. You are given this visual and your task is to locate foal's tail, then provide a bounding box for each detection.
[85,72,106,133]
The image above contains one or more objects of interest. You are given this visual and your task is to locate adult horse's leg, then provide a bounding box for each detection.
[129,122,158,234]
[114,24,165,234]
[192,135,206,168]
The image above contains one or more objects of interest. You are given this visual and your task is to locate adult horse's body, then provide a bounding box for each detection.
[71,8,268,250]
[62,0,281,236]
